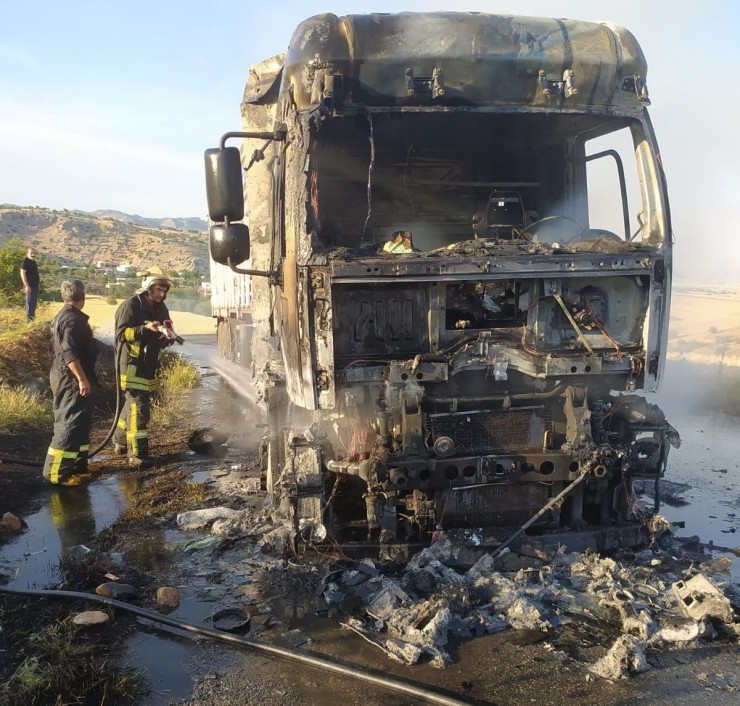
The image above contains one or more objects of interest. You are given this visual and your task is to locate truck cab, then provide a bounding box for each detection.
[206,12,678,551]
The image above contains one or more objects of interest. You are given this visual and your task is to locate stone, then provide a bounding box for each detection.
[156,586,181,608]
[95,582,139,599]
[0,512,23,532]
[73,610,110,626]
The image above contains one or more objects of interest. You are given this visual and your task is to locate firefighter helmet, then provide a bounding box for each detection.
[139,266,172,291]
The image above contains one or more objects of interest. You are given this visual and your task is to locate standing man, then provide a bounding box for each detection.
[113,267,175,468]
[43,280,99,486]
[20,246,40,322]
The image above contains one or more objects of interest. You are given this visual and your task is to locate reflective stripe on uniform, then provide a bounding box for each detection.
[120,364,155,391]
[128,401,147,456]
[124,327,137,343]
[46,446,79,484]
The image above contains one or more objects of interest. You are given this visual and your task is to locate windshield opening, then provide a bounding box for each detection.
[307,112,656,252]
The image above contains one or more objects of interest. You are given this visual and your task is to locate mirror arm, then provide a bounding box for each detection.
[226,257,277,284]
[219,126,287,149]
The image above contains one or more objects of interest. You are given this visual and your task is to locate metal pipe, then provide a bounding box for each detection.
[219,129,286,149]
[426,383,569,405]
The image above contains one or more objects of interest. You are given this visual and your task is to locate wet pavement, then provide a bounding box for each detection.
[1,343,738,705]
[652,360,740,581]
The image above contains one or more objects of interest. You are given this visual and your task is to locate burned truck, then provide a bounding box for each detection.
[205,12,679,551]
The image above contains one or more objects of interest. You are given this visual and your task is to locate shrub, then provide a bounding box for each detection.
[151,353,199,428]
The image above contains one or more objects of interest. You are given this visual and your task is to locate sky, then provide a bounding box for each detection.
[1,1,738,281]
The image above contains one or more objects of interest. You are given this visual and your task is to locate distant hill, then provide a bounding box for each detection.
[90,209,207,233]
[0,204,209,274]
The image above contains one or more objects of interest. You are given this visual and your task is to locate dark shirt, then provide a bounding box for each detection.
[21,257,40,288]
[51,304,98,383]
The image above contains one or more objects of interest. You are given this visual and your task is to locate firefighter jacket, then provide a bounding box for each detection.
[115,292,172,392]
[51,304,98,383]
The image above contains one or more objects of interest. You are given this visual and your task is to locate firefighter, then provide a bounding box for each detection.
[113,267,175,468]
[43,280,99,486]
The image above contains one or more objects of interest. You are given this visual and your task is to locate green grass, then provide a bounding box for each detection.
[0,305,52,342]
[156,351,199,392]
[0,313,200,433]
[0,614,143,705]
[0,383,53,433]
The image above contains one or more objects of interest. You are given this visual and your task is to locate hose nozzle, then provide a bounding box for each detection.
[155,321,184,345]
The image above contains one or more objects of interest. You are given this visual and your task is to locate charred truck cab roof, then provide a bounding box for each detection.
[206,12,678,554]
[281,12,651,113]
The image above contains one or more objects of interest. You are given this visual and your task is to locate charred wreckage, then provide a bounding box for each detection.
[205,12,680,553]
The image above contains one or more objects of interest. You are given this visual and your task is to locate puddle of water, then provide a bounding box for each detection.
[1,474,129,588]
[124,630,194,703]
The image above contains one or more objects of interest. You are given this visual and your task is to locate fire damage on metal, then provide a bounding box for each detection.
[205,12,681,558]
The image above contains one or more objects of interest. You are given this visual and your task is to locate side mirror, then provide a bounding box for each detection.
[210,223,250,265]
[204,147,244,222]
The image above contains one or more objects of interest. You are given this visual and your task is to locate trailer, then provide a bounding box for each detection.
[204,12,679,552]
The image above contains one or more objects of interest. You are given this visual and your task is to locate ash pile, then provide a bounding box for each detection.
[317,533,739,678]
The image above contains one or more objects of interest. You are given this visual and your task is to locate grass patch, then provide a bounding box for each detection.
[0,309,54,384]
[151,352,199,428]
[117,469,208,522]
[0,383,52,434]
[707,367,740,416]
[0,307,55,433]
[0,604,143,706]
[156,351,199,392]
[0,306,52,342]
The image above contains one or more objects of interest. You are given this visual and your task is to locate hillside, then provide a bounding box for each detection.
[0,205,209,273]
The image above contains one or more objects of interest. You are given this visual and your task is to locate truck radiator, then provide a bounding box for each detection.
[438,482,557,527]
[426,406,550,454]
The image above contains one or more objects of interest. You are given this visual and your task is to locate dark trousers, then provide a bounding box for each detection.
[113,389,151,458]
[43,366,92,484]
[25,287,39,322]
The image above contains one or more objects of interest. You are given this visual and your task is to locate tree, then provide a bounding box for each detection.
[0,236,26,306]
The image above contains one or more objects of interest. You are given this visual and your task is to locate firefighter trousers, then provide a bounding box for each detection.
[113,389,151,458]
[43,366,92,484]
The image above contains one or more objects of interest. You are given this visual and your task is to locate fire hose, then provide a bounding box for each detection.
[0,584,475,706]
